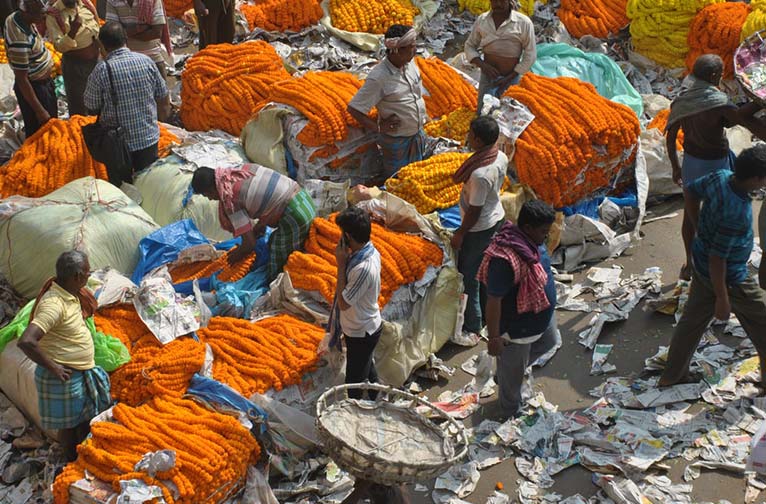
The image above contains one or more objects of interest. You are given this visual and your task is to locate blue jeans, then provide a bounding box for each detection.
[477,71,521,113]
[459,221,502,333]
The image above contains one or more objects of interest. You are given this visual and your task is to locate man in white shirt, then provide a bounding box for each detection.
[464,0,536,112]
[451,115,507,341]
[334,206,383,400]
[348,24,428,179]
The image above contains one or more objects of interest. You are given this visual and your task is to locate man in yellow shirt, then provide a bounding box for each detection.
[45,0,101,116]
[18,250,111,462]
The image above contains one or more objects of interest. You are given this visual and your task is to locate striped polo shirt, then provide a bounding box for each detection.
[4,11,53,80]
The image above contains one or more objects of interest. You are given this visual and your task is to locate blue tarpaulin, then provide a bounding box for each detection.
[437,205,462,230]
[187,374,268,434]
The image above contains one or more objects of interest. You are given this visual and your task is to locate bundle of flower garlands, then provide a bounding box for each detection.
[255,71,370,160]
[0,39,62,77]
[557,0,629,39]
[415,57,477,119]
[741,0,766,42]
[386,152,471,214]
[0,116,178,198]
[503,73,640,208]
[164,0,193,17]
[169,251,256,284]
[95,305,205,405]
[197,315,325,397]
[286,215,443,306]
[180,41,290,136]
[241,0,323,32]
[647,108,684,151]
[52,396,260,504]
[329,0,420,34]
[685,2,750,79]
[424,107,474,144]
[627,0,723,69]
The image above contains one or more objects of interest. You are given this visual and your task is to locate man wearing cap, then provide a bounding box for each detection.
[347,24,428,178]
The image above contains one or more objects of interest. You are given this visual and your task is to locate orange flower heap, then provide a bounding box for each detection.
[504,74,640,207]
[52,396,259,504]
[330,0,420,34]
[181,41,291,135]
[386,152,471,214]
[558,0,629,39]
[416,57,478,118]
[686,2,750,79]
[169,251,256,284]
[647,108,684,151]
[257,71,371,154]
[164,0,193,17]
[0,117,177,198]
[286,215,444,306]
[197,314,325,396]
[424,107,475,144]
[241,0,323,32]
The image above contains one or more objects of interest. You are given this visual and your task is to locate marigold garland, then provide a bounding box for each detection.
[458,0,540,16]
[169,251,256,284]
[558,0,629,39]
[647,108,684,151]
[241,0,323,32]
[0,117,177,198]
[503,73,640,208]
[626,0,724,68]
[52,396,260,504]
[285,215,444,306]
[386,152,471,214]
[741,0,766,42]
[180,41,291,135]
[329,0,420,34]
[424,107,475,144]
[0,39,62,77]
[415,57,478,119]
[164,0,193,18]
[685,2,750,80]
[197,314,324,397]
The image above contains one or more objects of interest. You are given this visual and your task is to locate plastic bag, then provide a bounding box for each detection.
[85,317,131,372]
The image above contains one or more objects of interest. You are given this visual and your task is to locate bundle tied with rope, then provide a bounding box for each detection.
[0,178,159,298]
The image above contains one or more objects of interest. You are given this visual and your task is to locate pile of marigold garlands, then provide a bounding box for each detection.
[52,396,259,504]
[557,0,629,39]
[416,57,477,119]
[163,0,193,18]
[241,0,323,32]
[181,41,290,135]
[647,108,684,151]
[0,116,178,198]
[503,73,640,208]
[424,107,474,144]
[329,0,420,34]
[685,2,750,80]
[286,215,443,306]
[169,251,256,284]
[626,0,723,69]
[386,152,471,214]
[0,39,62,77]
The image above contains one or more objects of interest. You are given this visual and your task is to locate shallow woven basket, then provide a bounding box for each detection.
[735,29,766,107]
[315,382,468,486]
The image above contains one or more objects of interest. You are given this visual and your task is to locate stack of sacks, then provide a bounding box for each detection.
[627,0,723,68]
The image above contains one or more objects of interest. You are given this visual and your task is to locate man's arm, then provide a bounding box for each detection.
[451,205,482,250]
[485,295,503,356]
[513,19,537,76]
[759,255,766,291]
[684,189,702,233]
[335,241,351,310]
[465,20,500,80]
[228,229,256,264]
[13,69,51,124]
[156,93,171,121]
[18,325,72,381]
[724,105,766,141]
[45,13,79,53]
[347,105,379,133]
[709,254,731,320]
[667,122,682,186]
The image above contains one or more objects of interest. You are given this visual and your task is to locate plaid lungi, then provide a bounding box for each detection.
[35,365,111,430]
[268,188,316,281]
[378,129,427,179]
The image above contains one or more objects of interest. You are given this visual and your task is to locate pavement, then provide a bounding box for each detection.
[408,196,763,503]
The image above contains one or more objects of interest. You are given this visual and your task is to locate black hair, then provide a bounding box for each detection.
[692,54,723,84]
[191,167,216,194]
[470,115,499,146]
[517,200,555,228]
[385,24,413,40]
[336,206,371,244]
[99,22,128,51]
[56,250,88,280]
[734,145,766,180]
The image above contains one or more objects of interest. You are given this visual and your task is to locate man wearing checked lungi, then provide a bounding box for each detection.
[19,250,111,462]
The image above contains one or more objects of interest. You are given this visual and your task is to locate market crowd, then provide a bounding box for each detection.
[6,0,766,485]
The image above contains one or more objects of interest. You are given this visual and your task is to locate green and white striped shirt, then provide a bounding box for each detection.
[4,11,53,80]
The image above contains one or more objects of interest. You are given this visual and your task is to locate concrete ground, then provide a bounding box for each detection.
[406,196,762,503]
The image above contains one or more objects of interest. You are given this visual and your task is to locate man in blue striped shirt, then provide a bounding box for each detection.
[4,0,58,137]
[659,146,766,389]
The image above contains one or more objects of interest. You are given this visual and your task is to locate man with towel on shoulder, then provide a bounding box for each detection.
[667,54,766,280]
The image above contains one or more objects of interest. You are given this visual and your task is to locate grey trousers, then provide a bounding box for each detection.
[62,53,98,116]
[660,269,766,386]
[495,313,559,418]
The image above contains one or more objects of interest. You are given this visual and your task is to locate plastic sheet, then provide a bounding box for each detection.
[130,219,211,284]
[187,373,268,434]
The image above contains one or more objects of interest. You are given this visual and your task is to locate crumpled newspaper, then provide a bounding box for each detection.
[133,276,204,345]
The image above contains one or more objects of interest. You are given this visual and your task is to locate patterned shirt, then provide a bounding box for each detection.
[689,169,753,284]
[83,47,168,151]
[45,0,101,53]
[4,11,53,80]
[105,0,166,63]
[464,10,537,76]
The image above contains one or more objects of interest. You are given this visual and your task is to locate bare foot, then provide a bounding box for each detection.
[658,372,698,388]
